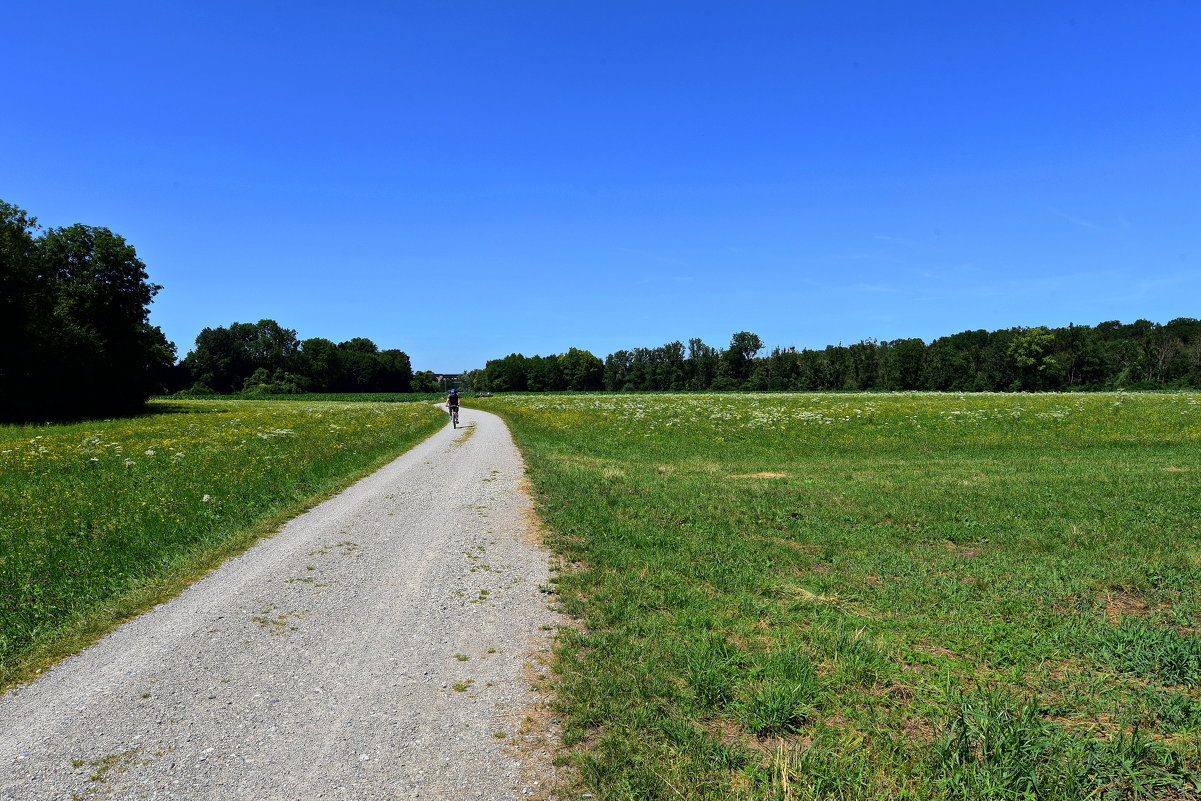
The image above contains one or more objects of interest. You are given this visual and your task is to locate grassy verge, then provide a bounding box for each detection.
[473,392,1201,800]
[0,398,444,689]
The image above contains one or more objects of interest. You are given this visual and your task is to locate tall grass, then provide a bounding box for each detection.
[474,392,1201,800]
[0,399,443,687]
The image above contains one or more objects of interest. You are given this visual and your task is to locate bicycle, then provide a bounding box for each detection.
[449,403,460,428]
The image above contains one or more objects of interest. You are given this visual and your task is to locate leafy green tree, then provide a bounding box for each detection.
[603,350,633,391]
[412,370,440,393]
[183,325,249,393]
[763,346,805,390]
[722,331,763,384]
[458,368,488,393]
[241,367,309,394]
[558,347,604,391]
[686,338,719,390]
[3,213,174,419]
[298,337,340,392]
[846,339,882,390]
[484,353,530,392]
[336,337,381,391]
[526,355,565,391]
[881,338,926,390]
[0,201,46,413]
[376,349,413,392]
[1008,327,1058,390]
[819,345,850,390]
[653,341,687,390]
[180,319,298,393]
[242,319,299,373]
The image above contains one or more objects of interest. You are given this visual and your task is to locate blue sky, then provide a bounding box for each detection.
[4,1,1198,372]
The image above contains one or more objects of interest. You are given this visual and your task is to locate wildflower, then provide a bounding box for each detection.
[202,495,212,502]
[145,449,156,456]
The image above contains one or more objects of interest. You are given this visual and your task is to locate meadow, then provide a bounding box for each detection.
[0,398,444,687]
[473,392,1201,800]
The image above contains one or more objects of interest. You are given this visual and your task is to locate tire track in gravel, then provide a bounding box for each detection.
[0,406,562,800]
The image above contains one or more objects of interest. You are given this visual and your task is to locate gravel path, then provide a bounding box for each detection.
[0,407,561,800]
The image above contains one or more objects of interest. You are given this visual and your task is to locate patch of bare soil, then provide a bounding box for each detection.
[943,541,985,558]
[754,536,820,554]
[727,472,789,479]
[912,642,964,661]
[702,717,753,751]
[1102,589,1152,625]
[900,715,938,743]
[510,642,572,801]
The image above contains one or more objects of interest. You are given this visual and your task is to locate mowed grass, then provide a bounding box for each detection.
[474,392,1201,800]
[0,398,444,687]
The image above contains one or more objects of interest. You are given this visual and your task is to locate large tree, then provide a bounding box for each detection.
[1,201,174,420]
[0,201,45,410]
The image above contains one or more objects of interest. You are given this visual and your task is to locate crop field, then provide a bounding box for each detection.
[0,398,443,687]
[474,392,1201,800]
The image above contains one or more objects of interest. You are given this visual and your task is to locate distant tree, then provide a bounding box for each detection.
[241,367,309,394]
[412,370,440,393]
[527,354,566,391]
[559,347,604,391]
[376,349,414,392]
[244,319,300,373]
[820,345,850,390]
[484,353,530,392]
[180,319,297,394]
[336,337,381,391]
[686,338,719,390]
[1008,327,1057,390]
[846,339,882,390]
[183,326,249,393]
[603,350,633,391]
[762,346,805,390]
[297,337,340,392]
[654,341,687,390]
[881,338,926,390]
[924,335,976,391]
[458,368,488,393]
[722,331,763,384]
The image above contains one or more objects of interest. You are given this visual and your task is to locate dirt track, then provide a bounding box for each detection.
[0,406,560,800]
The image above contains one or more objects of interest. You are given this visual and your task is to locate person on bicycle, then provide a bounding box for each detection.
[446,388,460,424]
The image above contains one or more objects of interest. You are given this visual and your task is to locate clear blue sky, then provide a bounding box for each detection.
[4,1,1198,373]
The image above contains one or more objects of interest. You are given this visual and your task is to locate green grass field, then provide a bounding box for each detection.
[473,392,1201,800]
[0,398,444,687]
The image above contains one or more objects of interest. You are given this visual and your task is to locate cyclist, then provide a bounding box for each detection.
[445,388,460,427]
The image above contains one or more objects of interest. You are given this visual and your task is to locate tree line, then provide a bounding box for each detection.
[462,321,1201,393]
[173,318,429,395]
[1,200,175,420]
[6,196,1200,423]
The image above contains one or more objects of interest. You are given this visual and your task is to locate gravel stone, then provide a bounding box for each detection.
[0,408,561,800]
